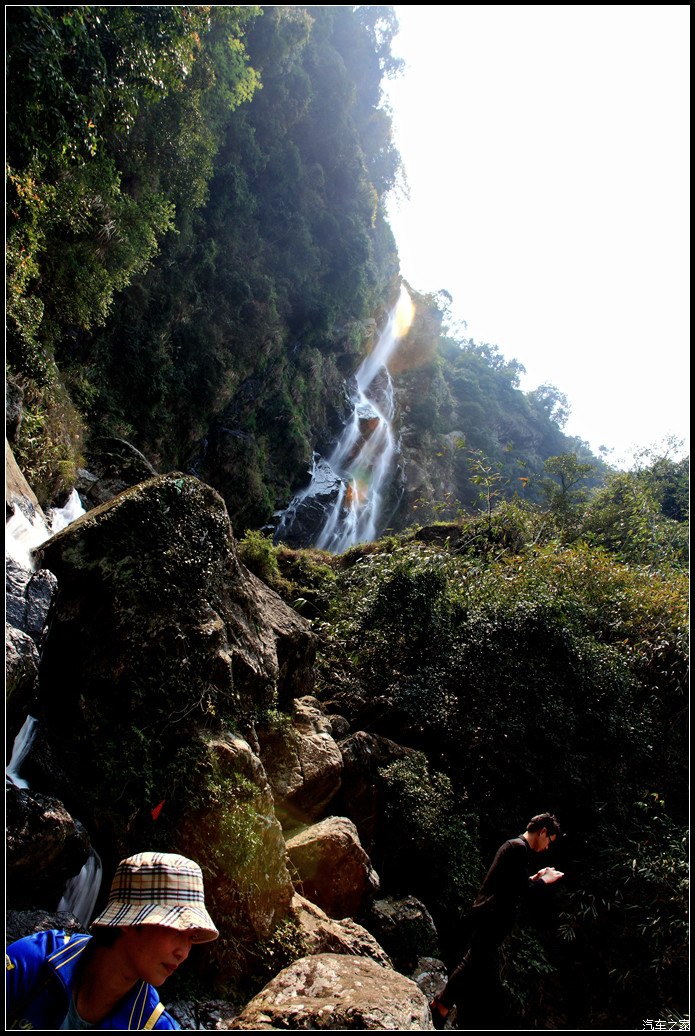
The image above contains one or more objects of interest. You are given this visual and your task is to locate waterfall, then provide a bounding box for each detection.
[5,510,51,572]
[48,489,86,533]
[58,846,103,928]
[6,489,86,571]
[5,714,38,789]
[276,284,415,552]
[6,715,103,924]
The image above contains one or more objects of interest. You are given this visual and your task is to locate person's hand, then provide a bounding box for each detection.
[531,866,564,884]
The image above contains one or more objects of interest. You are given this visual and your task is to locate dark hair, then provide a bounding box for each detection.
[89,926,123,948]
[526,812,562,837]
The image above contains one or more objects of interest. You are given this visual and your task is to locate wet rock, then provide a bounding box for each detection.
[274,456,343,550]
[6,557,58,646]
[285,816,380,920]
[229,953,434,1030]
[6,625,39,737]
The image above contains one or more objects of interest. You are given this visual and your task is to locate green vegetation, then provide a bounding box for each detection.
[310,477,688,1027]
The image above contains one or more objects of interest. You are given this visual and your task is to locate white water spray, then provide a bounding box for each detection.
[58,847,103,927]
[48,489,86,533]
[6,490,86,571]
[5,715,39,789]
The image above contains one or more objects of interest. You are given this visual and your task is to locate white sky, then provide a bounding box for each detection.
[383,4,690,467]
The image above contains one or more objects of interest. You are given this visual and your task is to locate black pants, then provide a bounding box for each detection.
[439,921,511,1024]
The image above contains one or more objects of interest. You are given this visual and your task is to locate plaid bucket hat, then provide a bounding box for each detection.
[90,852,219,943]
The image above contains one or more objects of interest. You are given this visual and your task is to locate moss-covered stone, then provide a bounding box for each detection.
[31,471,310,857]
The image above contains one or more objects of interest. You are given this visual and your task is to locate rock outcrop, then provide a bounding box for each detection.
[290,894,391,967]
[367,896,440,975]
[258,696,343,831]
[336,731,416,854]
[17,473,315,990]
[75,437,158,509]
[229,953,434,1030]
[6,783,90,908]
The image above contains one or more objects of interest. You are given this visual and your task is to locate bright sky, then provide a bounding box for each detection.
[383,4,690,468]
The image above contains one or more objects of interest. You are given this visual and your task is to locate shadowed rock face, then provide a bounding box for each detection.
[228,953,434,1030]
[75,437,158,509]
[32,473,315,826]
[6,784,90,908]
[23,473,314,990]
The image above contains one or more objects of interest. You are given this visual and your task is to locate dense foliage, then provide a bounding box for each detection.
[9,4,612,531]
[7,6,404,526]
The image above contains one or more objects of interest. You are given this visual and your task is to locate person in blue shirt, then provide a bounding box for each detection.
[6,851,219,1030]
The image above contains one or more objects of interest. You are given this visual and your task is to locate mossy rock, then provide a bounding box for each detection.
[31,474,300,852]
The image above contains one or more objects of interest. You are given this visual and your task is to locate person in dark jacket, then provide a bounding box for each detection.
[6,851,218,1030]
[430,812,564,1029]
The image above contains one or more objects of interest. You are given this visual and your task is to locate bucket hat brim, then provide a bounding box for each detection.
[90,901,219,943]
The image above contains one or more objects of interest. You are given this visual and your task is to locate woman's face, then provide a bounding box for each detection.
[116,926,197,987]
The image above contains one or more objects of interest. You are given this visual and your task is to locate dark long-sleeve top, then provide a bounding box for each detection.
[470,835,541,935]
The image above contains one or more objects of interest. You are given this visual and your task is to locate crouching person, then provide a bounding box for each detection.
[6,852,218,1030]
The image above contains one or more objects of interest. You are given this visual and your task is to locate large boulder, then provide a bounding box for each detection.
[15,474,314,993]
[285,816,380,920]
[367,896,440,975]
[30,473,316,834]
[290,894,392,967]
[258,696,343,831]
[229,953,434,1030]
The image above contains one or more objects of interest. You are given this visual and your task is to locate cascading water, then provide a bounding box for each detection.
[6,487,100,921]
[6,489,86,571]
[275,284,415,552]
[58,844,103,928]
[5,714,39,789]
